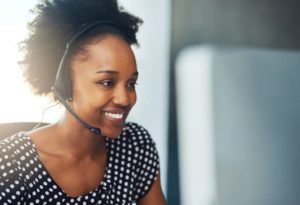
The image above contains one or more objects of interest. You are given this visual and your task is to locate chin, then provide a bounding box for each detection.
[98,120,126,138]
[101,127,123,139]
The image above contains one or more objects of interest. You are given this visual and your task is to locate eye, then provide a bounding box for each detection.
[128,80,138,89]
[98,79,114,87]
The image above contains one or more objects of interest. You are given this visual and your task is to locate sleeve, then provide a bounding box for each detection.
[131,123,161,200]
[0,139,26,203]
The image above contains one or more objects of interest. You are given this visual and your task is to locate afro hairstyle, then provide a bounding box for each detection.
[19,0,143,98]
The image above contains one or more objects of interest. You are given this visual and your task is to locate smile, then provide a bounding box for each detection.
[104,112,124,119]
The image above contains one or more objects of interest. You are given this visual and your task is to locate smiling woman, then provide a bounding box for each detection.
[0,0,166,204]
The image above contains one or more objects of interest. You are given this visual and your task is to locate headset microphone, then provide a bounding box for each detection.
[52,88,101,136]
[52,21,123,136]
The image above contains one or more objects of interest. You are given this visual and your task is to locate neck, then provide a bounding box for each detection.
[53,111,105,160]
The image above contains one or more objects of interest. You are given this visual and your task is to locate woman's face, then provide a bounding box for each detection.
[69,35,138,138]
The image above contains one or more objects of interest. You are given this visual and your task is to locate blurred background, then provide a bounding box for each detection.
[1,0,300,205]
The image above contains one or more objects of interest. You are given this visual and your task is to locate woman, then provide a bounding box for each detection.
[0,0,166,204]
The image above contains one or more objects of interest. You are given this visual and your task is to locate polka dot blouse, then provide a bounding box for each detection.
[0,122,160,204]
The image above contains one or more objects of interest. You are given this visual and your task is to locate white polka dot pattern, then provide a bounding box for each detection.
[0,122,160,204]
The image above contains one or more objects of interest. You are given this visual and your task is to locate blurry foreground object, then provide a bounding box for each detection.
[176,45,300,205]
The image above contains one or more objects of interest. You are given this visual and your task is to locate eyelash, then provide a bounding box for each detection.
[128,80,138,88]
[98,80,138,89]
[100,80,114,87]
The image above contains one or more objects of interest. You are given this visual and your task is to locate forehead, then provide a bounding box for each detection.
[71,35,137,74]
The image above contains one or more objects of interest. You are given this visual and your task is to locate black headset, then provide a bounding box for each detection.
[52,21,124,136]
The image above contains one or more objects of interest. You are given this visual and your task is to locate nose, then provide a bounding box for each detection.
[112,86,130,107]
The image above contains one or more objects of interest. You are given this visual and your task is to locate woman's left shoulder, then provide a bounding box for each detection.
[122,122,155,145]
[121,122,161,200]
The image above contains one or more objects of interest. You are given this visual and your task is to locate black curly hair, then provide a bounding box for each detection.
[19,0,142,98]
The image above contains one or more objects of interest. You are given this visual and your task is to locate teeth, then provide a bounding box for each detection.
[104,112,124,119]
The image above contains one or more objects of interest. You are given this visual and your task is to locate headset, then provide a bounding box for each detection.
[52,21,124,136]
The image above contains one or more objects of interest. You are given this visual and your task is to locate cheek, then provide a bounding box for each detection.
[72,83,111,110]
[130,91,137,106]
[86,90,112,108]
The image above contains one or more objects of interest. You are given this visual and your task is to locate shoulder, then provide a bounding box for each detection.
[1,132,33,153]
[0,132,28,181]
[0,132,32,163]
[0,133,31,202]
[108,122,158,156]
[0,132,30,155]
[0,132,35,173]
[117,122,160,199]
[121,122,155,146]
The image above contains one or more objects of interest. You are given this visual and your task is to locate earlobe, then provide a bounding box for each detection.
[68,97,73,102]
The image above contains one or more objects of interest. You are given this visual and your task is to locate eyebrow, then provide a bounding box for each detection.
[95,69,139,76]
